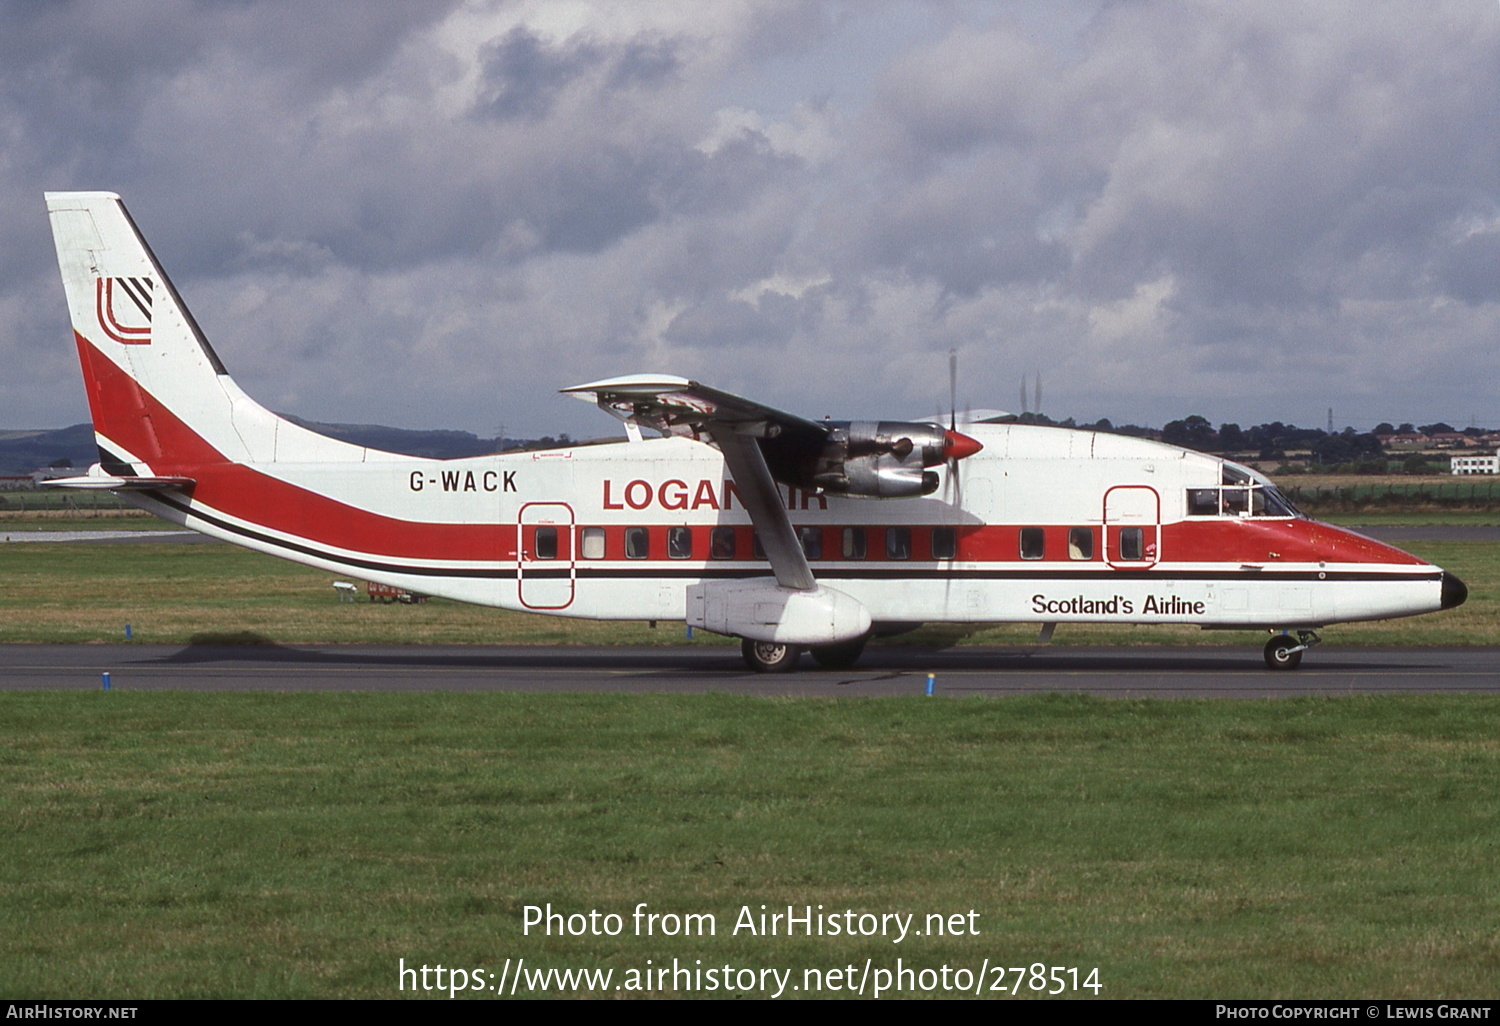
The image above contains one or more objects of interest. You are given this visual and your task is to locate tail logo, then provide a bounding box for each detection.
[95,276,153,345]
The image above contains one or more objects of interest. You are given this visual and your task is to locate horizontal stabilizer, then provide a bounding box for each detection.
[42,464,195,491]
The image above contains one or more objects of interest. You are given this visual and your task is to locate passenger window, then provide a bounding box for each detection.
[886,527,911,560]
[1020,527,1045,560]
[1187,489,1219,516]
[1068,527,1093,560]
[753,532,765,559]
[931,527,957,560]
[579,526,605,560]
[534,527,558,560]
[710,526,736,560]
[1222,488,1248,516]
[798,527,822,560]
[667,526,692,559]
[625,527,649,559]
[1119,527,1143,561]
[842,527,867,559]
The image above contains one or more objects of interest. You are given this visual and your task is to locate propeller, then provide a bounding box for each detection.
[942,348,983,503]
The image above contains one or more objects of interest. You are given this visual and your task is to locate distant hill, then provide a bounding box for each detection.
[0,419,559,475]
[0,424,97,475]
[278,415,508,460]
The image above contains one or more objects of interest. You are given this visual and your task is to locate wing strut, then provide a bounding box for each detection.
[716,431,816,591]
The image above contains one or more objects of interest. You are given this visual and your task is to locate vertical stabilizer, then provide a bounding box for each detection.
[45,192,364,472]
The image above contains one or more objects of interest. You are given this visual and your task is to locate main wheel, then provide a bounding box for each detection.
[742,638,801,673]
[809,637,867,669]
[1263,635,1303,671]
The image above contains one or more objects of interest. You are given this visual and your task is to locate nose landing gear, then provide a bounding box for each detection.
[1264,630,1321,671]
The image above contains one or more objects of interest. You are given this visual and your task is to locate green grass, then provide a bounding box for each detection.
[1324,511,1500,526]
[0,537,1493,647]
[0,541,688,645]
[1,693,1498,998]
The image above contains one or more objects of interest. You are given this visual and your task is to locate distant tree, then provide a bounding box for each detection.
[1403,455,1435,475]
[1373,422,1395,435]
[1218,423,1245,451]
[1398,423,1416,434]
[1312,432,1382,465]
[1418,422,1455,435]
[1162,415,1216,452]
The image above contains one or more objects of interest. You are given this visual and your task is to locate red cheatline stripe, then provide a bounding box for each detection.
[69,334,1432,569]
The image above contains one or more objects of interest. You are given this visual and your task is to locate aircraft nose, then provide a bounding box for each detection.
[1441,572,1468,610]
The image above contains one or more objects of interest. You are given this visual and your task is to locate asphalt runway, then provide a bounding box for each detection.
[1,643,1497,697]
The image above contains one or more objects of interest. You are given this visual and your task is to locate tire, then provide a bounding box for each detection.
[1264,636,1303,671]
[742,638,802,673]
[809,637,867,669]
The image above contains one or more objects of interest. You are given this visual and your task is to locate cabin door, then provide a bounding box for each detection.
[1103,485,1160,569]
[517,502,575,610]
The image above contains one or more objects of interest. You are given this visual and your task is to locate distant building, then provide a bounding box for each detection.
[1378,433,1430,448]
[1429,432,1471,448]
[1451,453,1499,475]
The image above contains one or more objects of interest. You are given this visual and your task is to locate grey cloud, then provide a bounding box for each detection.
[478,27,681,122]
[1434,225,1500,305]
[479,27,605,121]
[665,295,793,350]
[5,0,1500,436]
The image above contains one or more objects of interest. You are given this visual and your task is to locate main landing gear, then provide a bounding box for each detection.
[740,636,870,673]
[741,639,801,673]
[1264,630,1321,671]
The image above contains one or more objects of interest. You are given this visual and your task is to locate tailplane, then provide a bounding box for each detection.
[45,192,361,475]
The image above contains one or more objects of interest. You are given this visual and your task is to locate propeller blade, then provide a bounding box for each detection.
[948,348,958,432]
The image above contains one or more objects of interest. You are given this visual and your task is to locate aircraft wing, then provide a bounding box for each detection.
[561,374,828,440]
[563,375,821,591]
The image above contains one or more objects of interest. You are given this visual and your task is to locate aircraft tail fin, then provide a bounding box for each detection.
[45,192,362,473]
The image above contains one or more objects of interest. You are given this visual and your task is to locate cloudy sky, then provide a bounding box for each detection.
[4,0,1498,438]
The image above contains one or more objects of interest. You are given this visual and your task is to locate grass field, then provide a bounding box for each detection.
[2,692,1499,999]
[0,536,1492,647]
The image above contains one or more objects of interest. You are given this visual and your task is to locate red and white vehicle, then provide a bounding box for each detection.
[44,192,1466,672]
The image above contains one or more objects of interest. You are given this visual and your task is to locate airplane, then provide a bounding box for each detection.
[41,191,1467,673]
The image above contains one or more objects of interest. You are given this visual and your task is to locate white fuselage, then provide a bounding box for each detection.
[128,424,1446,631]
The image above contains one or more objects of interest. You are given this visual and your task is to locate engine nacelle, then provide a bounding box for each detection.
[686,579,872,644]
[808,420,947,498]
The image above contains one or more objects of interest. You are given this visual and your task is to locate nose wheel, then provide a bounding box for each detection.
[1264,630,1320,671]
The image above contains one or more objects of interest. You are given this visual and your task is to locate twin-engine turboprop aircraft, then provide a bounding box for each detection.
[43,192,1467,672]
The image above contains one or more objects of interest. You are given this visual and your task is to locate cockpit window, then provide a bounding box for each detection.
[1187,489,1219,516]
[1187,463,1302,519]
